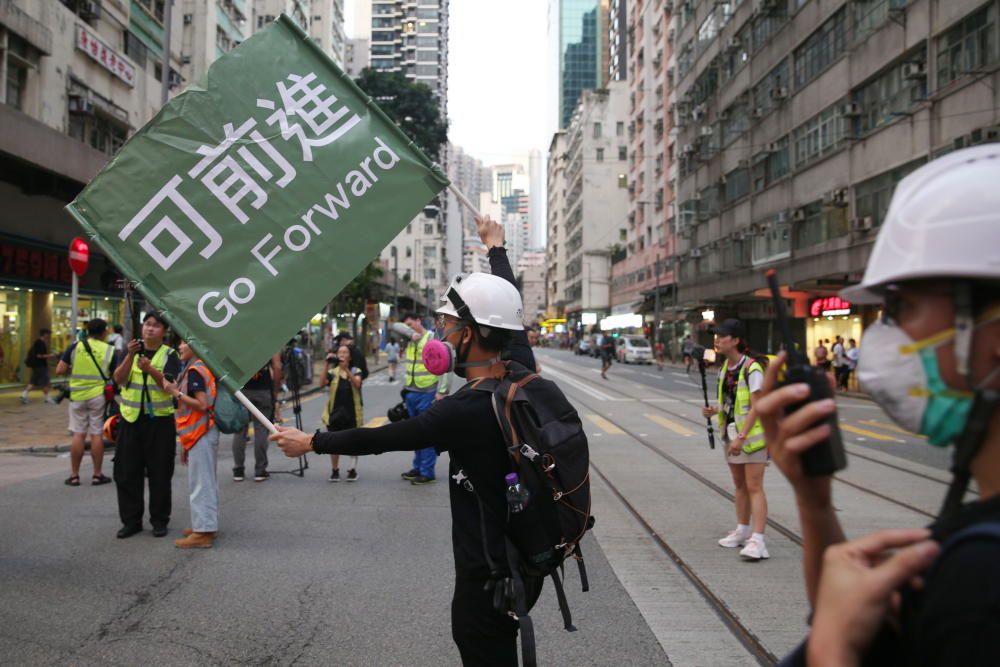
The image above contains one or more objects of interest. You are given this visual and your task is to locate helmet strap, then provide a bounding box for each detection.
[447,287,475,325]
[939,388,999,521]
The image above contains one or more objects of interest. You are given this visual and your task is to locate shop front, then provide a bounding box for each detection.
[0,233,124,387]
[804,296,874,363]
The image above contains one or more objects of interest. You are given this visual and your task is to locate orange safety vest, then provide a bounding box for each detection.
[176,359,217,450]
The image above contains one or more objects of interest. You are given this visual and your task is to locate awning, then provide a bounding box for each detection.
[611,300,642,315]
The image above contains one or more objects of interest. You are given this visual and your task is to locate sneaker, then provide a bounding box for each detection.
[233,469,245,482]
[45,397,58,405]
[739,537,770,561]
[254,471,270,482]
[401,468,419,481]
[19,395,28,405]
[346,469,358,482]
[328,469,340,483]
[718,529,751,548]
[410,475,436,485]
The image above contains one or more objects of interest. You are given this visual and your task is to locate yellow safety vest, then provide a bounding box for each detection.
[404,331,438,392]
[717,357,766,454]
[119,345,175,423]
[69,338,113,401]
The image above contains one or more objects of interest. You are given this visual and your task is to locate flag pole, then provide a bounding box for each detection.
[234,389,279,435]
[447,183,481,219]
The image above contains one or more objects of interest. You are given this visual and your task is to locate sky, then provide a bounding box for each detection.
[446,0,554,168]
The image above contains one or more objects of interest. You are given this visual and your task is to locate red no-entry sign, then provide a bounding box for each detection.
[68,237,89,277]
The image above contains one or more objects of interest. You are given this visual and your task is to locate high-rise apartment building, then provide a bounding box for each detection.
[608,0,627,81]
[528,149,545,248]
[547,81,630,330]
[344,37,370,76]
[557,0,611,127]
[671,0,1000,353]
[369,0,449,110]
[307,0,347,66]
[609,0,678,348]
[181,0,249,83]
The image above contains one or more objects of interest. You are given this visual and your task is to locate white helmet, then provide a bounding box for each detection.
[435,273,524,331]
[841,145,1000,304]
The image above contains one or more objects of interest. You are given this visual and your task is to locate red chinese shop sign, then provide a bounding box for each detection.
[1,238,78,287]
[809,296,852,317]
[76,24,136,88]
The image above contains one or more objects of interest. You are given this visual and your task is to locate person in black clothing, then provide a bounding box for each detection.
[758,147,1000,667]
[232,352,283,482]
[21,328,55,404]
[271,216,540,667]
[332,331,369,381]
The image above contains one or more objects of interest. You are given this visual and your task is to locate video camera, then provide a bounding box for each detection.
[691,345,717,366]
[52,382,71,404]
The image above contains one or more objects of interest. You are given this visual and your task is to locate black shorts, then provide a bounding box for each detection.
[29,366,50,387]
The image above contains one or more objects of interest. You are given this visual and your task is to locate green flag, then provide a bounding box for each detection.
[66,15,449,391]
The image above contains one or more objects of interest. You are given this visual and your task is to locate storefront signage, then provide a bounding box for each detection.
[1,240,74,286]
[810,296,852,317]
[76,24,136,88]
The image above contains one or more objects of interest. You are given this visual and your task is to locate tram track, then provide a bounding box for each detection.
[542,356,937,520]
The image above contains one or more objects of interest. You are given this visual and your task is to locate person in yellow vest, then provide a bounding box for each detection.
[701,318,770,561]
[321,344,364,482]
[163,340,219,549]
[398,312,450,485]
[111,312,181,539]
[55,318,116,487]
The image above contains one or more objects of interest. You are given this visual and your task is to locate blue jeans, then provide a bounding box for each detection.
[187,426,219,533]
[405,390,437,479]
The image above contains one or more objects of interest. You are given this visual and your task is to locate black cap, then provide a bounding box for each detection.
[713,318,746,339]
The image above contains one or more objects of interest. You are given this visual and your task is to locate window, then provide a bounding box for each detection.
[854,0,909,39]
[596,148,604,162]
[852,52,927,135]
[794,202,850,250]
[415,65,438,76]
[752,4,790,54]
[767,136,790,182]
[725,167,751,202]
[720,25,752,83]
[417,50,437,62]
[593,122,602,138]
[68,110,128,156]
[794,104,848,166]
[696,11,721,57]
[417,35,438,47]
[406,224,412,235]
[794,7,847,87]
[937,3,999,86]
[616,121,625,136]
[677,41,694,80]
[618,146,627,160]
[424,223,434,235]
[854,158,926,227]
[752,218,791,266]
[721,101,750,147]
[4,33,37,112]
[752,58,789,116]
[416,8,438,19]
[698,185,721,221]
[406,247,412,257]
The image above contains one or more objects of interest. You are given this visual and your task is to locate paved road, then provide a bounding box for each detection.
[0,367,668,666]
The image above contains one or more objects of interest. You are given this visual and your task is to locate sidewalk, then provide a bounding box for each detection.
[0,356,387,453]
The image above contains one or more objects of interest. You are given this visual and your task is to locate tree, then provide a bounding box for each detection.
[353,69,448,163]
[328,261,385,344]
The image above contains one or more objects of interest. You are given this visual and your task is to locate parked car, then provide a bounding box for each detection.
[576,338,591,355]
[616,335,653,364]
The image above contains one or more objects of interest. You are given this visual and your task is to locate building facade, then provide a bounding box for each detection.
[545,130,568,318]
[181,0,249,83]
[556,81,630,334]
[518,250,548,326]
[307,0,347,66]
[558,0,611,128]
[344,36,369,76]
[670,0,1000,353]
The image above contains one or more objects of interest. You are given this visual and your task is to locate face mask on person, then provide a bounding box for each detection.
[857,308,1000,447]
[422,324,500,377]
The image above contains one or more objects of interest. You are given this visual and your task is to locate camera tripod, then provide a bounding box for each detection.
[271,342,309,477]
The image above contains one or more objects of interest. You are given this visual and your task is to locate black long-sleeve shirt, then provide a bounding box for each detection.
[312,246,535,578]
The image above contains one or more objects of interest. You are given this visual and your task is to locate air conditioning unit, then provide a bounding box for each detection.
[726,37,742,52]
[181,55,191,65]
[824,188,849,207]
[733,230,746,241]
[718,175,728,186]
[902,62,927,80]
[700,125,714,137]
[770,87,789,102]
[80,0,101,20]
[681,143,696,155]
[852,216,875,231]
[692,192,702,201]
[751,106,764,119]
[791,208,807,222]
[775,211,788,224]
[718,109,730,121]
[68,95,94,115]
[183,13,193,24]
[738,159,749,169]
[841,102,862,117]
[767,141,782,153]
[690,248,703,258]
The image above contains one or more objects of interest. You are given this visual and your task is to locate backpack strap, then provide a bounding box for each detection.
[573,542,590,593]
[503,536,538,667]
[929,520,1000,578]
[548,565,577,632]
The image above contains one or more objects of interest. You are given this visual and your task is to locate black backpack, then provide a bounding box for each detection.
[470,361,594,667]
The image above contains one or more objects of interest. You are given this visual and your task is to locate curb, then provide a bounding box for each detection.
[1,363,391,455]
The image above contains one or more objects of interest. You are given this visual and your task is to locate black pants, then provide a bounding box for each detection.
[114,416,176,529]
[452,574,544,667]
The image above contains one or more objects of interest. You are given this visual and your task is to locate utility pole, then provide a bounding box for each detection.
[391,247,399,319]
[653,254,661,346]
[160,0,174,106]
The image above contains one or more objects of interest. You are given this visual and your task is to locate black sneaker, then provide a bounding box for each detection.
[233,469,245,482]
[328,468,340,483]
[401,468,419,481]
[254,471,270,482]
[346,469,358,482]
[410,475,435,486]
[152,526,168,538]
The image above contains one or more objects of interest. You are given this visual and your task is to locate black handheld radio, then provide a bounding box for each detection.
[766,269,847,476]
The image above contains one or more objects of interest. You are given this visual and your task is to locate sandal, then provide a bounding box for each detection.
[92,474,112,486]
[64,476,81,487]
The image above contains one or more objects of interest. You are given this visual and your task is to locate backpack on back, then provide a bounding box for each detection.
[470,361,593,667]
[213,384,250,434]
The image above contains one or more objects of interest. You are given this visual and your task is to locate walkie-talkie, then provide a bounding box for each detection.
[766,269,847,476]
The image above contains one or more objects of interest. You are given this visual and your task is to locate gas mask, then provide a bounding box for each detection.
[422,324,500,378]
[858,306,1000,447]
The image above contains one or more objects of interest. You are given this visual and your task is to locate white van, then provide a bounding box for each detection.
[616,335,653,364]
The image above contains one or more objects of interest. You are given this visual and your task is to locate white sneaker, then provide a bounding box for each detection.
[739,537,770,561]
[718,529,751,548]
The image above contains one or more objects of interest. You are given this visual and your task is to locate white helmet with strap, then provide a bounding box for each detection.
[841,145,1000,304]
[435,273,524,331]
